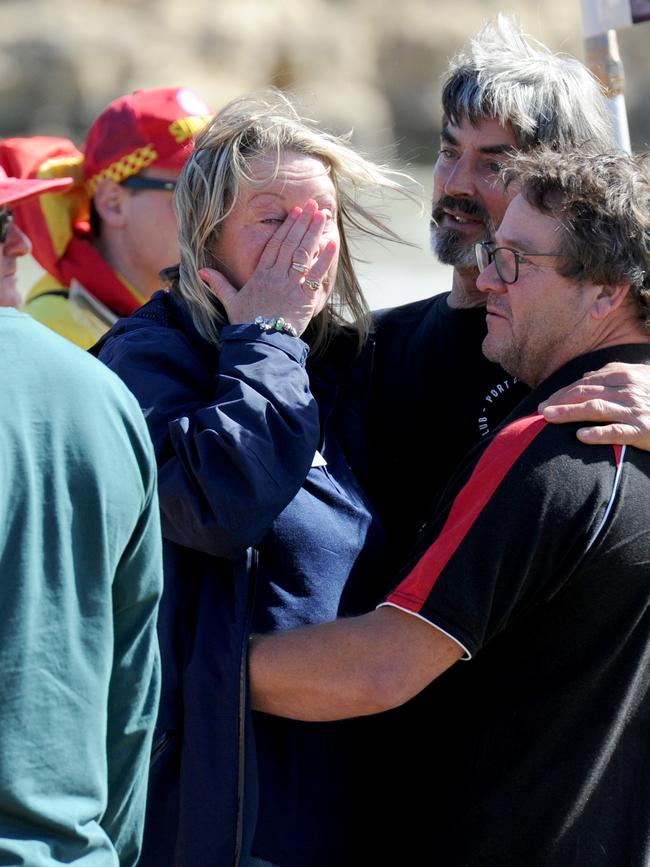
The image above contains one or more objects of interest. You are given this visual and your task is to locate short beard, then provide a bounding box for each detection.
[430,224,483,267]
[430,195,493,268]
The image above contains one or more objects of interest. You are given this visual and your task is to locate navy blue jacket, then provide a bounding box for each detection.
[94,292,321,866]
[94,291,389,867]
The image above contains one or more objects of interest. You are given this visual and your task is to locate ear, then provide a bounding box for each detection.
[92,178,129,228]
[589,282,631,321]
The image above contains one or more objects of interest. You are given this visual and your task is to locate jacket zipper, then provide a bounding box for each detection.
[233,547,258,867]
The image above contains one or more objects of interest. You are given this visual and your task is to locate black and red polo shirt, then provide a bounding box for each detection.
[380,343,650,867]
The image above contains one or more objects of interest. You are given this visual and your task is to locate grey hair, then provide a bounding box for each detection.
[504,148,650,333]
[168,90,413,355]
[442,14,615,152]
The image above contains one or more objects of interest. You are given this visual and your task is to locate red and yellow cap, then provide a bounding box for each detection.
[83,86,213,196]
[0,164,73,208]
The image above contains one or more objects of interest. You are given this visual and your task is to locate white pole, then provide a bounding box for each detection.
[580,0,633,152]
[583,30,632,152]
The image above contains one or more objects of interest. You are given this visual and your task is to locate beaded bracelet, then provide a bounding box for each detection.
[254,316,298,338]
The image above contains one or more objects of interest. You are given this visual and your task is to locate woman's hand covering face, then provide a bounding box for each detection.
[200,200,337,337]
[198,152,341,337]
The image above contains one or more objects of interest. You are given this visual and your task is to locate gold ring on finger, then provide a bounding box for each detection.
[291,262,310,274]
[305,278,321,291]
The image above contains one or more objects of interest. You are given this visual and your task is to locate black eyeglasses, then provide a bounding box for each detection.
[0,209,13,244]
[121,176,177,192]
[475,241,560,284]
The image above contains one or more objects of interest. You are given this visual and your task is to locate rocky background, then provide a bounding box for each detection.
[2,0,650,163]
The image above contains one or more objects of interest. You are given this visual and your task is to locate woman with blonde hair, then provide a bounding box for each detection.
[95,91,409,867]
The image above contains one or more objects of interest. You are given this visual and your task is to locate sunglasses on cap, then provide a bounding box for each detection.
[0,209,13,244]
[121,176,177,192]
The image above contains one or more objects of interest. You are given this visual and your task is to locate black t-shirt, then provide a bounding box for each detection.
[382,344,650,866]
[366,292,527,566]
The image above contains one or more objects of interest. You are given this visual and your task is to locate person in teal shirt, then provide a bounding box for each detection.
[0,166,163,866]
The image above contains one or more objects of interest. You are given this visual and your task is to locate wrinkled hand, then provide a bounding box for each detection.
[539,362,650,451]
[199,199,336,337]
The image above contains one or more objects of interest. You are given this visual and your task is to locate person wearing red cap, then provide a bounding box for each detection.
[0,86,212,348]
[0,166,163,865]
[0,166,71,307]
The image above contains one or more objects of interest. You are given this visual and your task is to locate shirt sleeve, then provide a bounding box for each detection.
[102,436,163,867]
[99,323,321,559]
[382,414,623,658]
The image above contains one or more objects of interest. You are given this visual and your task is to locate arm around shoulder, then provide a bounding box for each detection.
[541,361,650,450]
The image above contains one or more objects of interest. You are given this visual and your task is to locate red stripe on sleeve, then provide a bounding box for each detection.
[387,413,548,612]
[613,443,623,467]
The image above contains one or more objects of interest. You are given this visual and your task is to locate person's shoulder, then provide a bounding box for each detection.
[373,292,449,329]
[22,275,97,349]
[316,322,367,367]
[23,272,67,305]
[488,410,632,500]
[94,291,218,410]
[3,306,93,365]
[96,291,204,365]
[2,308,144,413]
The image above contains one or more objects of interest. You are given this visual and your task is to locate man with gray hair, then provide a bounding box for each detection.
[328,17,650,863]
[366,15,650,566]
[251,146,650,867]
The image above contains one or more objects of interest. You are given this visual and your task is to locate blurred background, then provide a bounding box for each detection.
[3,0,649,308]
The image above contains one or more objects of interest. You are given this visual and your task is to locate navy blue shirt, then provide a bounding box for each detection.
[384,344,650,867]
[252,342,389,866]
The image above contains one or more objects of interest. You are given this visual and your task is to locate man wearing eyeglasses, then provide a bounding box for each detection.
[0,87,212,347]
[365,17,650,572]
[257,19,650,865]
[250,146,650,867]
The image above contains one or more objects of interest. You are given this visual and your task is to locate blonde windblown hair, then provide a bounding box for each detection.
[168,90,414,355]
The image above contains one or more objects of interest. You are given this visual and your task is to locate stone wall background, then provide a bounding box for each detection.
[1,0,649,163]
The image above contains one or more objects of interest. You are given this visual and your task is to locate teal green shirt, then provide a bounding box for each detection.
[0,310,162,866]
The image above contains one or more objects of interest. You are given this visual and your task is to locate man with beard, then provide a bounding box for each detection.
[365,16,645,567]
[251,145,650,867]
[351,18,650,862]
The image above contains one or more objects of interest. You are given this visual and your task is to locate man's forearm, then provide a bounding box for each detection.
[249,606,463,721]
